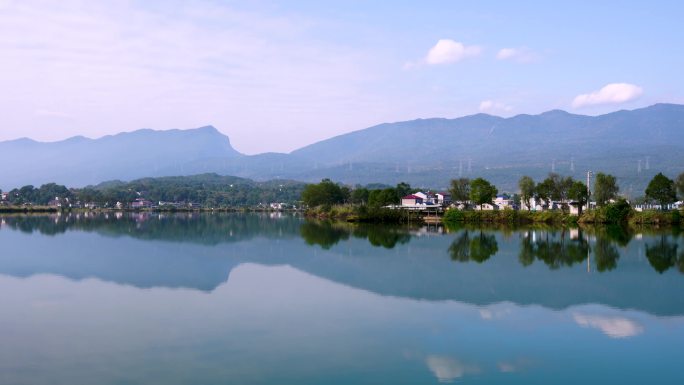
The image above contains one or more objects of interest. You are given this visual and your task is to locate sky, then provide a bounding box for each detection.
[1,0,683,154]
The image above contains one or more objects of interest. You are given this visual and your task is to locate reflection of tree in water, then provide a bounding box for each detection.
[594,236,620,272]
[352,225,411,249]
[448,230,498,263]
[645,235,680,274]
[602,225,633,247]
[299,221,411,250]
[518,229,588,269]
[299,221,350,249]
[1,213,302,245]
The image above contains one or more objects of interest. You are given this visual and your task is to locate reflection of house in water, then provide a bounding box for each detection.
[410,224,446,236]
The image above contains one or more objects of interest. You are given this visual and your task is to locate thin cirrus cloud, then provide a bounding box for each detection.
[0,1,375,154]
[496,47,540,63]
[572,83,644,108]
[479,100,513,114]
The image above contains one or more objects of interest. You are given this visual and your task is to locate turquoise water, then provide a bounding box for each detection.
[0,213,682,384]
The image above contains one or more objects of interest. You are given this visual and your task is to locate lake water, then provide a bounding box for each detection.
[1,213,683,384]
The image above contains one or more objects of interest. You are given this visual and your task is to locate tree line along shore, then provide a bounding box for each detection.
[2,171,683,226]
[301,171,684,226]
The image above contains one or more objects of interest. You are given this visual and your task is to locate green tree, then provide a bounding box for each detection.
[469,178,497,210]
[395,182,412,200]
[645,172,677,210]
[594,172,619,207]
[350,187,369,204]
[518,176,535,211]
[568,180,589,215]
[368,188,398,207]
[301,179,346,207]
[449,178,470,206]
[535,178,554,208]
[677,172,684,199]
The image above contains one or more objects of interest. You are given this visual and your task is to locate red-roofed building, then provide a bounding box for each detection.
[401,194,424,206]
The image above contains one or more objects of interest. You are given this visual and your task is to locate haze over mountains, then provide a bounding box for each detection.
[2,103,683,194]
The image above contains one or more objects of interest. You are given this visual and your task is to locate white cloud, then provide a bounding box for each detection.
[573,313,644,338]
[572,83,643,108]
[425,355,480,382]
[496,47,539,63]
[479,100,513,113]
[425,39,482,65]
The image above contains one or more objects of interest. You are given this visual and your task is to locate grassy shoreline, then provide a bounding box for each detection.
[305,205,424,224]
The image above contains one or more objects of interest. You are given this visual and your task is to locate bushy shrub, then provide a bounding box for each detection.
[604,199,632,223]
[443,208,464,223]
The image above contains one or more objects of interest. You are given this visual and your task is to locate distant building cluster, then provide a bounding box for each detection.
[399,191,451,210]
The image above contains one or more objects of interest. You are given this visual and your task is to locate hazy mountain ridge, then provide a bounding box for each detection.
[1,104,683,193]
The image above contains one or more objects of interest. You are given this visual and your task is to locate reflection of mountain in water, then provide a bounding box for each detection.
[1,212,302,245]
[1,214,683,316]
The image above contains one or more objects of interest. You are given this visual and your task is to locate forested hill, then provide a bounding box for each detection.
[3,174,306,207]
[2,103,684,194]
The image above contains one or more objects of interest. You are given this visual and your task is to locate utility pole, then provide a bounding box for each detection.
[586,170,592,210]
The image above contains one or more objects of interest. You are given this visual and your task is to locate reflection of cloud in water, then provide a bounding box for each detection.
[573,313,644,338]
[425,355,480,382]
[479,304,512,320]
[497,357,535,373]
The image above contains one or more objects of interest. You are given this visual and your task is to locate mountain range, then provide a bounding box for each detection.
[2,103,684,194]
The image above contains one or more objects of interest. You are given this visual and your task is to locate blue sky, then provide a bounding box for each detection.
[1,0,682,153]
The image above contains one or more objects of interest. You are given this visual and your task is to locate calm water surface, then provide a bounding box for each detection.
[0,213,683,384]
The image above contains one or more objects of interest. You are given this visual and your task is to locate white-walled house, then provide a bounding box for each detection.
[435,192,452,206]
[568,201,588,215]
[494,196,516,210]
[399,193,442,210]
[413,192,428,201]
[474,203,498,211]
[635,201,683,211]
[519,197,562,212]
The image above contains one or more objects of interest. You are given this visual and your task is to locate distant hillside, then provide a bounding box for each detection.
[0,126,241,188]
[1,104,684,194]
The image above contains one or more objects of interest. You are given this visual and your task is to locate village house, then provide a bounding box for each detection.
[635,201,683,211]
[474,203,498,211]
[131,198,153,209]
[399,192,444,210]
[435,192,452,206]
[411,191,451,206]
[401,194,424,206]
[519,197,561,212]
[493,195,516,210]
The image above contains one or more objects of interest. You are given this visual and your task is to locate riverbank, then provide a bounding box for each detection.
[443,209,578,225]
[305,205,424,224]
[0,205,303,214]
[0,206,58,213]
